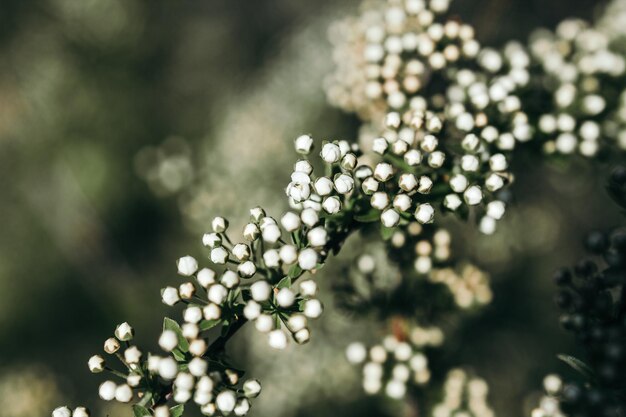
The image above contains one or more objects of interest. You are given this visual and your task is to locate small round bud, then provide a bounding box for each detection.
[98,380,117,401]
[104,337,120,354]
[159,330,178,352]
[88,355,105,373]
[295,134,314,154]
[177,256,198,276]
[114,322,134,342]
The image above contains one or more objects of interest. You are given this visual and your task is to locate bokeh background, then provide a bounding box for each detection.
[0,1,622,416]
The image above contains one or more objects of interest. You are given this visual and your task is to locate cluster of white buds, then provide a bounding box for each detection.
[430,264,493,308]
[346,321,443,399]
[386,223,452,274]
[432,369,495,417]
[326,0,476,121]
[529,16,626,156]
[368,106,512,235]
[530,375,565,417]
[52,407,90,417]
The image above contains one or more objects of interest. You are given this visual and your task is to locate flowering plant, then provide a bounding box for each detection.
[53,1,626,417]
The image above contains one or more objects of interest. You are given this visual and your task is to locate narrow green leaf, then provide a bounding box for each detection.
[163,317,189,352]
[132,405,152,417]
[200,319,221,331]
[170,404,185,417]
[557,354,595,381]
[288,265,303,279]
[277,276,292,288]
[381,226,396,240]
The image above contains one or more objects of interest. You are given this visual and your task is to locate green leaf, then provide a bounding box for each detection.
[557,354,595,381]
[133,405,152,417]
[288,265,303,279]
[277,276,292,288]
[354,210,381,223]
[380,226,396,240]
[200,319,221,331]
[170,404,185,417]
[163,317,189,352]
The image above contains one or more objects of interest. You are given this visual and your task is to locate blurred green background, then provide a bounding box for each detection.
[0,1,622,416]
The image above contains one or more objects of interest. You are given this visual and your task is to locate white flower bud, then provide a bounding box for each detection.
[322,196,341,214]
[487,201,506,219]
[461,155,480,172]
[294,328,311,344]
[294,159,313,174]
[485,173,505,191]
[341,153,357,170]
[197,268,216,287]
[196,375,214,393]
[374,163,394,182]
[372,137,389,154]
[404,149,422,166]
[428,151,445,168]
[255,314,274,332]
[210,247,229,264]
[203,303,221,320]
[307,227,328,247]
[88,355,105,373]
[243,223,260,241]
[371,192,390,210]
[279,245,298,264]
[417,176,433,194]
[346,342,367,364]
[189,357,208,377]
[189,339,208,356]
[414,204,435,224]
[115,322,134,341]
[250,280,271,302]
[208,284,229,305]
[464,185,483,205]
[184,306,203,324]
[127,373,141,387]
[268,329,288,349]
[362,177,379,194]
[216,390,237,414]
[421,135,438,152]
[263,249,280,267]
[334,174,354,194]
[249,207,265,222]
[98,380,117,401]
[200,403,216,416]
[280,212,301,232]
[276,288,295,307]
[298,248,318,270]
[73,407,90,417]
[262,224,282,243]
[303,299,323,318]
[153,406,170,417]
[399,173,417,191]
[147,355,161,372]
[243,379,262,398]
[300,208,319,227]
[52,407,72,417]
[287,314,307,332]
[202,233,221,248]
[174,372,194,391]
[230,244,249,262]
[238,261,256,278]
[489,153,508,171]
[124,346,141,364]
[182,323,199,340]
[393,194,411,212]
[177,256,198,276]
[449,174,468,192]
[178,282,195,300]
[294,134,314,154]
[321,143,341,163]
[444,194,463,210]
[234,399,251,416]
[299,279,317,296]
[103,337,120,354]
[159,330,178,352]
[313,177,333,196]
[381,209,400,227]
[115,384,133,403]
[211,217,228,233]
[243,301,261,320]
[221,270,239,289]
